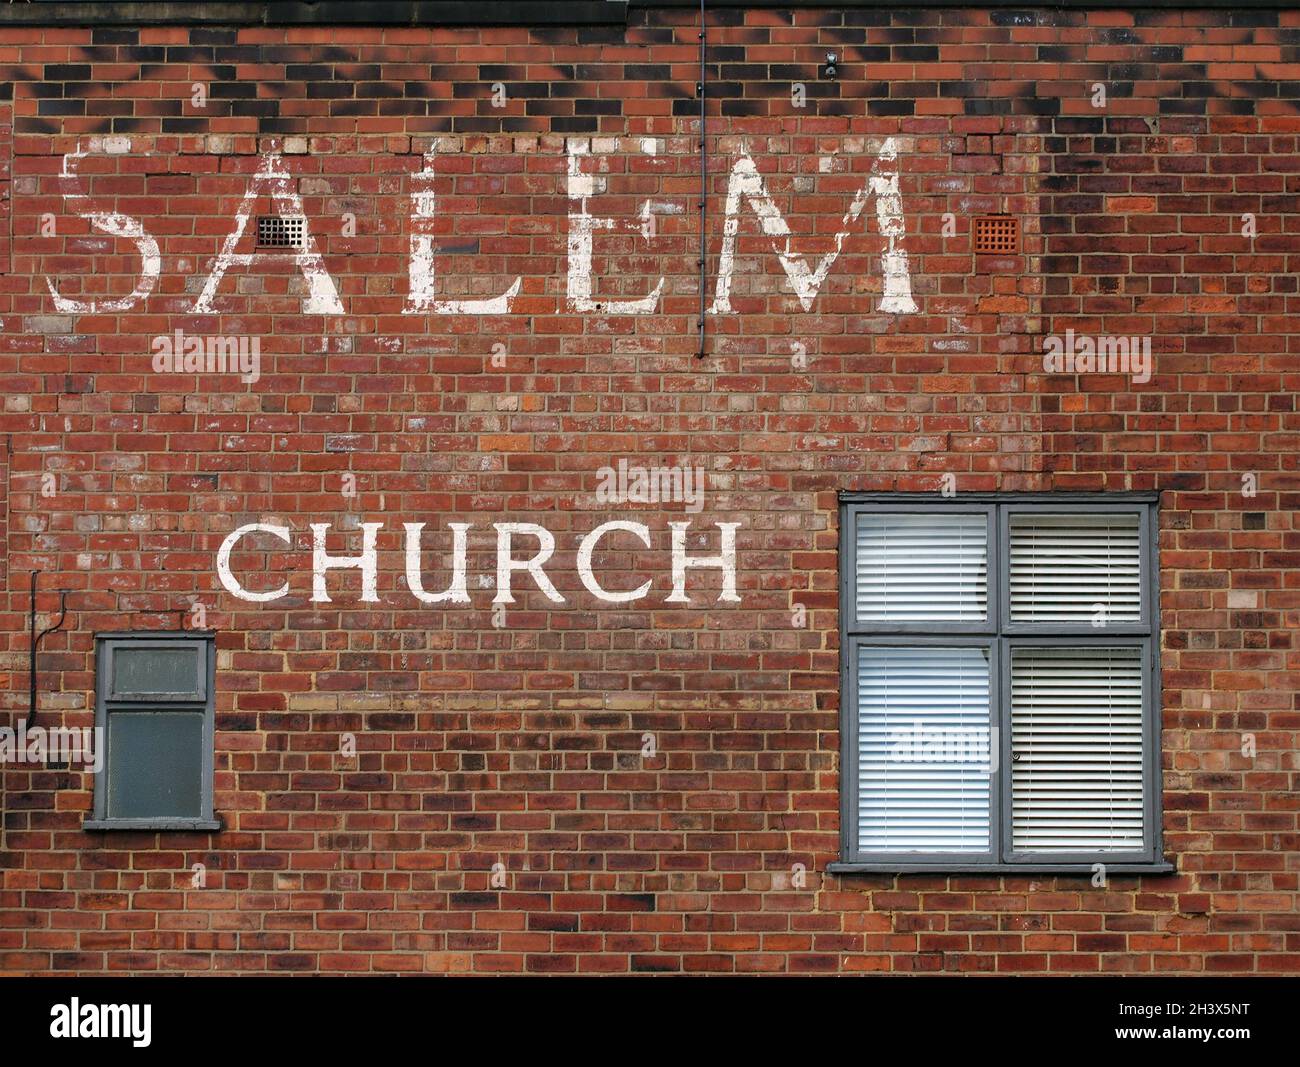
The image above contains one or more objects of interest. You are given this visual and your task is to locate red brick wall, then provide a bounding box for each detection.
[0,5,1297,974]
[0,99,11,276]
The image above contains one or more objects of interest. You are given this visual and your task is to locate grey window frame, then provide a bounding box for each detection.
[84,631,221,833]
[831,492,1172,876]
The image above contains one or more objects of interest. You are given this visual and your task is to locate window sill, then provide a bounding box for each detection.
[828,861,1176,876]
[83,817,223,833]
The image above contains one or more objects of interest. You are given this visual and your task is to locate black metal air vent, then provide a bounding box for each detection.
[257,216,306,249]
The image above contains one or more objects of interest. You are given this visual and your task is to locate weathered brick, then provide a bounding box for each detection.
[0,5,1295,979]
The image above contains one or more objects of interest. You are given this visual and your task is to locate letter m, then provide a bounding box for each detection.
[102,1005,130,1038]
[709,137,917,316]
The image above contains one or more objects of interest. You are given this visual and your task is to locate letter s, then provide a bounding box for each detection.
[45,141,160,313]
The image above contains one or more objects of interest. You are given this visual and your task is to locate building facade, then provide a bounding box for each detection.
[0,0,1297,974]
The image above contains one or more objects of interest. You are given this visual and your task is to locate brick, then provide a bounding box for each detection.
[0,7,1295,979]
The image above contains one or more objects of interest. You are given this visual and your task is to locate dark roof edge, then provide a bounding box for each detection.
[0,2,630,28]
[0,0,1289,29]
[644,0,1292,6]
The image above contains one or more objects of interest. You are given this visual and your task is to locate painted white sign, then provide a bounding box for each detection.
[46,137,917,320]
[216,520,742,605]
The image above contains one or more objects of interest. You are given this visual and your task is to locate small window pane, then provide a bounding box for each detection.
[1010,647,1144,852]
[857,646,992,853]
[1009,513,1141,624]
[855,513,988,622]
[106,712,204,819]
[110,644,204,700]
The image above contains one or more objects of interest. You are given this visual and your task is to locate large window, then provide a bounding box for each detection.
[833,495,1169,873]
[85,632,220,832]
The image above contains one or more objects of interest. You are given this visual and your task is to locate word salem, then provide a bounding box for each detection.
[47,136,917,319]
[217,520,741,604]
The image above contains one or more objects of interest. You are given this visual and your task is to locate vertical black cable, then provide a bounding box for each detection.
[696,0,707,359]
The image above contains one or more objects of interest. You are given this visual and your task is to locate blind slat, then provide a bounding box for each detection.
[856,513,988,622]
[1009,514,1142,623]
[1011,647,1145,852]
[858,646,992,853]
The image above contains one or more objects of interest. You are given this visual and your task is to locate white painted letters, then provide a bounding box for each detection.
[45,139,161,314]
[709,137,917,315]
[194,151,344,315]
[405,144,522,315]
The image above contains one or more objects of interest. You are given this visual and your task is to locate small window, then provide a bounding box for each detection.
[85,633,220,832]
[834,495,1167,874]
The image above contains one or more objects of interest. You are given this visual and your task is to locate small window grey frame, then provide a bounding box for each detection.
[84,631,221,833]
[831,492,1172,876]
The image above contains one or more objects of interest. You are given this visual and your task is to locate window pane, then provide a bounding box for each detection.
[110,644,204,700]
[855,513,988,622]
[106,712,204,819]
[1010,647,1144,852]
[857,646,992,853]
[1009,513,1141,624]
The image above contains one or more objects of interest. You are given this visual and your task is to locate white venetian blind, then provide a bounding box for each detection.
[1009,513,1141,624]
[1010,647,1144,852]
[856,513,988,622]
[858,646,992,853]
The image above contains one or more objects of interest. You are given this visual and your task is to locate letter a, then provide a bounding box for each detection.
[194,151,343,315]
